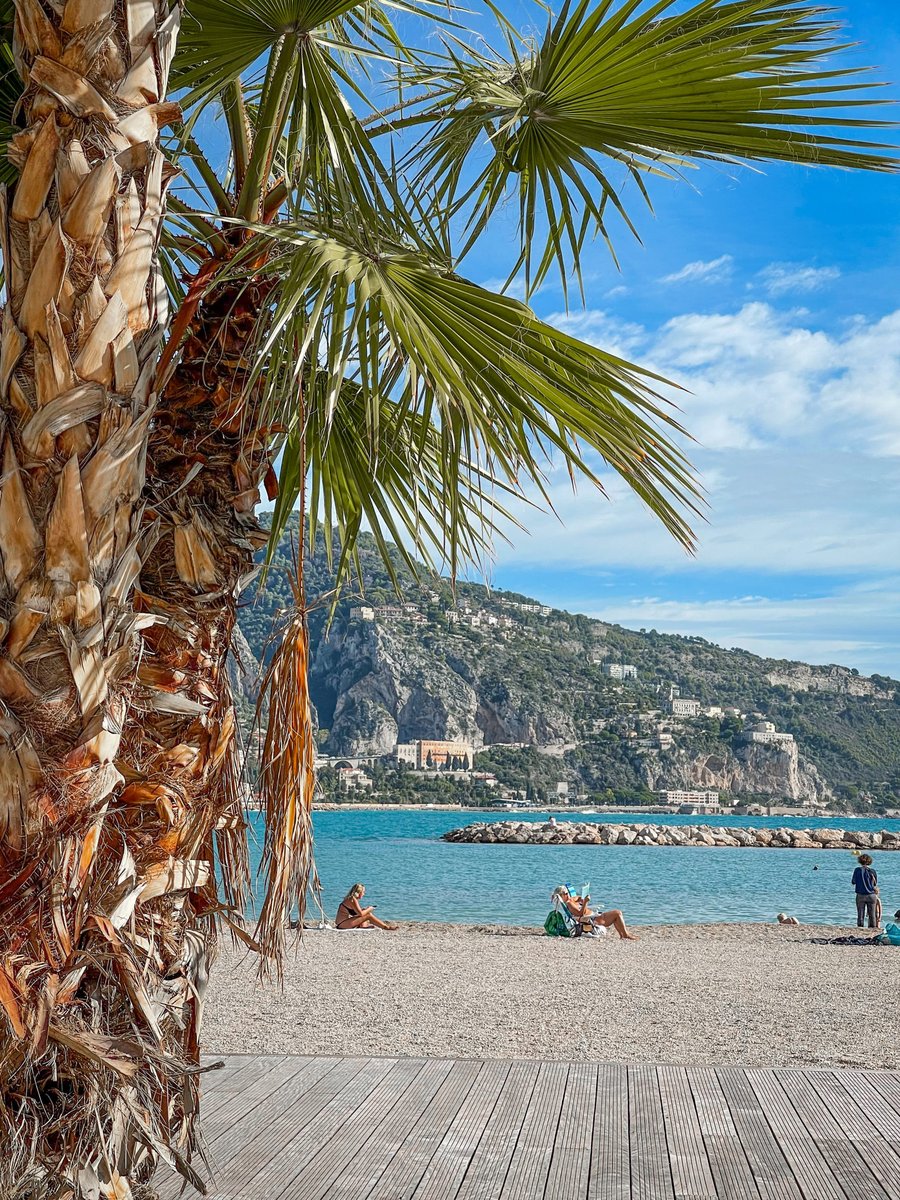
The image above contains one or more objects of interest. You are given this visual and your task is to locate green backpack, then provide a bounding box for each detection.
[543,909,571,938]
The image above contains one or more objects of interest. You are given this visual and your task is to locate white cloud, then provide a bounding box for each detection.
[545,301,900,456]
[483,300,900,674]
[660,254,733,285]
[758,262,841,297]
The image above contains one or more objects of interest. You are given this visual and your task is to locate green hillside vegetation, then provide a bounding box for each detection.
[236,518,900,808]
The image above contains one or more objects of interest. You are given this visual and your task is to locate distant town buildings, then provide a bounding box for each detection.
[350,604,425,624]
[601,662,638,680]
[740,721,794,746]
[668,697,702,718]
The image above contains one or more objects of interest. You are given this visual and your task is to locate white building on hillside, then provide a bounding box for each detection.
[668,697,702,718]
[601,662,637,680]
[740,721,794,745]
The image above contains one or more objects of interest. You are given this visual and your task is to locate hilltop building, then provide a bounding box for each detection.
[601,662,637,680]
[740,721,794,746]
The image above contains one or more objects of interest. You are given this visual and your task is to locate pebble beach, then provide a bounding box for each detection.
[203,922,898,1071]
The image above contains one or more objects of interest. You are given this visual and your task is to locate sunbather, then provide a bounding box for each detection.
[335,882,397,931]
[553,886,638,940]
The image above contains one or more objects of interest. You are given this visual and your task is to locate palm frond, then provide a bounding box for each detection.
[397,0,898,296]
[221,217,702,578]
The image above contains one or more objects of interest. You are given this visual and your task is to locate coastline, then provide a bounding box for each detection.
[204,921,898,1071]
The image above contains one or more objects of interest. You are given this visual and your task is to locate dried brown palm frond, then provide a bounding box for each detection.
[253,543,317,978]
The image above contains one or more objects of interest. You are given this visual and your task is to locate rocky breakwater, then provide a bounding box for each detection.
[442,821,900,851]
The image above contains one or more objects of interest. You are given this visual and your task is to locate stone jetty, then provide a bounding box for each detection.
[442,821,900,850]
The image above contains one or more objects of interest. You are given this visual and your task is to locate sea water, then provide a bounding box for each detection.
[244,809,900,928]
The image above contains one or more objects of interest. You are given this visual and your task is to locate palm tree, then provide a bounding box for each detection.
[0,0,894,1193]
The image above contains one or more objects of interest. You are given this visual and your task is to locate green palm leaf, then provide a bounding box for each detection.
[222,217,702,581]
[396,0,897,296]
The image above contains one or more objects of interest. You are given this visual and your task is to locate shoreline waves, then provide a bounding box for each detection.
[205,922,898,1071]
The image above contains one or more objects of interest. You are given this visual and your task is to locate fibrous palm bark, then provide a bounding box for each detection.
[0,0,220,1192]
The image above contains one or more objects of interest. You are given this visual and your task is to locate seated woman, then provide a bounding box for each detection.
[335,882,397,931]
[557,886,638,941]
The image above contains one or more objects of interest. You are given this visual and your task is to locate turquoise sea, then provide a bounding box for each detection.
[245,809,900,928]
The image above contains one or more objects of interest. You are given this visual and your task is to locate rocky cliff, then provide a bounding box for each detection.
[638,740,831,804]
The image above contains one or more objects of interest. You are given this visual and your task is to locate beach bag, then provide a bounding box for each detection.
[544,909,571,938]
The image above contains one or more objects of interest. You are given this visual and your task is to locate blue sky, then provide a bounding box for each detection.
[458,0,900,677]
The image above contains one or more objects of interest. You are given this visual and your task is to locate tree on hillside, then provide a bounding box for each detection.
[0,0,895,1193]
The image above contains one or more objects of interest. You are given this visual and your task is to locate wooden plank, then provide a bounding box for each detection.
[499,1061,570,1199]
[588,1062,630,1200]
[867,1071,900,1117]
[367,1061,486,1200]
[203,1053,281,1098]
[249,1059,421,1200]
[203,1056,335,1147]
[831,1071,900,1141]
[155,1059,357,1200]
[715,1068,803,1200]
[544,1062,597,1200]
[745,1070,848,1200]
[203,1058,390,1198]
[805,1071,900,1200]
[687,1066,760,1200]
[322,1060,455,1199]
[630,1066,676,1200]
[454,1059,541,1200]
[412,1061,512,1200]
[775,1071,893,1200]
[657,1066,717,1200]
[154,1060,308,1200]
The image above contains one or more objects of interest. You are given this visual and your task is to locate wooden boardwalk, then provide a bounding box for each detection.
[157,1055,900,1199]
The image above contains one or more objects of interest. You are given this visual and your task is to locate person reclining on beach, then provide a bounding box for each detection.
[554,886,638,941]
[335,882,397,931]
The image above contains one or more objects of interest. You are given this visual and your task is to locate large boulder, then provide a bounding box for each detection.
[811,828,845,845]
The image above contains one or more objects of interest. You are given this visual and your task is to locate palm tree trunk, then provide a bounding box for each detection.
[0,0,222,1193]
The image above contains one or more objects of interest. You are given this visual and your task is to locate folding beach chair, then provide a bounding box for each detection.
[544,888,589,937]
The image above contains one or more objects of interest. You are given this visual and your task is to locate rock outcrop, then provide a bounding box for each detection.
[443,821,900,851]
[639,740,830,805]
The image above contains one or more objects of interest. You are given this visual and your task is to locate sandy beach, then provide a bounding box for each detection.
[203,922,897,1071]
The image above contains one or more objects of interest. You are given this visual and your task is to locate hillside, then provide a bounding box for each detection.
[235,516,900,808]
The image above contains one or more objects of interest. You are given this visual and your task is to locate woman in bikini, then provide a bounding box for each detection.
[335,883,397,931]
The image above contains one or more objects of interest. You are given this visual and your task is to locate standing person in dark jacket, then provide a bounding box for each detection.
[851,854,880,929]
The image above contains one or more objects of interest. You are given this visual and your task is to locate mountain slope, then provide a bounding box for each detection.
[235,518,900,807]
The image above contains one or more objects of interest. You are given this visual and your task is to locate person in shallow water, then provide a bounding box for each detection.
[556,886,639,941]
[335,882,397,931]
[851,854,880,929]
